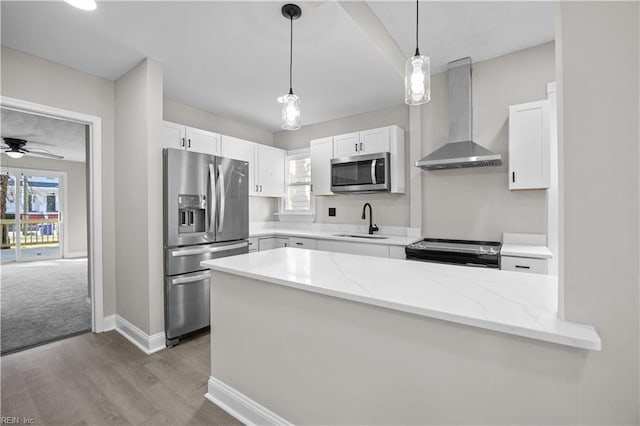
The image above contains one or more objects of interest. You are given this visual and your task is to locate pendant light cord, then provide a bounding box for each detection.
[289,15,294,95]
[415,0,420,56]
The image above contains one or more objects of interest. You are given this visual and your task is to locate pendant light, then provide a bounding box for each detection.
[278,4,302,130]
[64,0,97,11]
[405,0,430,105]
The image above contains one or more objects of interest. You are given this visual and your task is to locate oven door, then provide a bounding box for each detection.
[330,152,390,193]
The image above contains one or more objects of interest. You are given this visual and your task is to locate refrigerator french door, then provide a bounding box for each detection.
[163,149,249,346]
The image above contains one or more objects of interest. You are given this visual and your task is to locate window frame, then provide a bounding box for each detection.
[279,149,315,215]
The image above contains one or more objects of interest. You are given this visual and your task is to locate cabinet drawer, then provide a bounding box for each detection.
[258,237,289,251]
[289,237,317,250]
[501,256,548,274]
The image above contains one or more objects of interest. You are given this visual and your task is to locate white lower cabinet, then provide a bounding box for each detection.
[258,237,289,251]
[501,256,548,274]
[316,240,389,258]
[289,237,317,250]
[388,246,406,260]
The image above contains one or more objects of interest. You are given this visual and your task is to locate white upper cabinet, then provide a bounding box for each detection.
[333,132,360,158]
[186,127,221,156]
[221,135,285,197]
[332,126,395,157]
[256,144,285,197]
[359,126,391,154]
[508,100,550,190]
[310,137,334,196]
[161,121,221,156]
[161,121,186,150]
[221,135,257,196]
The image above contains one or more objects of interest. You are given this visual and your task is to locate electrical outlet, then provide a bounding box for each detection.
[328,207,336,217]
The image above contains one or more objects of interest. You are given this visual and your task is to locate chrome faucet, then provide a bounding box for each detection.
[361,203,379,235]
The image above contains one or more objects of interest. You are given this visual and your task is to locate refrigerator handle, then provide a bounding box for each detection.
[208,163,216,235]
[217,164,226,233]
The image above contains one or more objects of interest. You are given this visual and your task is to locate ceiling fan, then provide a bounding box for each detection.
[1,137,64,160]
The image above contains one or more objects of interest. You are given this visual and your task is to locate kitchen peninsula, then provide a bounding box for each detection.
[202,248,600,424]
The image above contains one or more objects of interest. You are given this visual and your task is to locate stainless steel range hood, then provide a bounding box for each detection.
[415,57,502,170]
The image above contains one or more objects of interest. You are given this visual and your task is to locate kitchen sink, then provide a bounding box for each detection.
[333,234,389,240]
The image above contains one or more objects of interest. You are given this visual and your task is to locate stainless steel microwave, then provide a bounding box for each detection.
[330,152,391,194]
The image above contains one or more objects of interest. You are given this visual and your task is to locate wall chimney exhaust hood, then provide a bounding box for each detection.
[415,57,502,170]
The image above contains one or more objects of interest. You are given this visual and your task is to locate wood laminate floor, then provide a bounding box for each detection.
[1,330,242,425]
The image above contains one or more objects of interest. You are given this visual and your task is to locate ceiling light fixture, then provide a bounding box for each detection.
[278,3,302,131]
[6,151,24,159]
[64,0,97,11]
[405,0,430,105]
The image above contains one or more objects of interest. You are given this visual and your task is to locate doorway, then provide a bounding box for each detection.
[1,168,65,262]
[0,108,91,354]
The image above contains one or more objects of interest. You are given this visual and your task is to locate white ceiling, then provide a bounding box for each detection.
[1,1,555,132]
[1,109,87,162]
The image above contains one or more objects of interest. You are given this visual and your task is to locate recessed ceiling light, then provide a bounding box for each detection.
[64,0,97,11]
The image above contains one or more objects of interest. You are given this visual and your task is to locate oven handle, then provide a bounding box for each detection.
[370,159,377,185]
[170,272,211,285]
[465,263,489,268]
[171,242,248,257]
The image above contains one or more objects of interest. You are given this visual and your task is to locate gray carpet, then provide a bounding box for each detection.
[1,258,91,354]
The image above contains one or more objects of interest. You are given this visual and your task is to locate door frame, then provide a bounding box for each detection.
[1,96,105,332]
[1,166,67,262]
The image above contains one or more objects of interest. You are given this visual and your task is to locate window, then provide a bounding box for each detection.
[280,152,314,213]
[46,194,58,212]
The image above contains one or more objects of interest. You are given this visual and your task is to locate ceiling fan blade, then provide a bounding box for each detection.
[23,148,64,160]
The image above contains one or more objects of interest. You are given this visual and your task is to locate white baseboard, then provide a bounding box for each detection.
[103,314,116,331]
[114,315,165,355]
[205,376,292,426]
[64,251,88,259]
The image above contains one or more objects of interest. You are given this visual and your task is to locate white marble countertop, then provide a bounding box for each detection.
[249,227,419,247]
[202,248,600,351]
[501,244,553,259]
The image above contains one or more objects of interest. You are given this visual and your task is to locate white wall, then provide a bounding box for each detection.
[164,98,273,146]
[558,2,639,423]
[114,58,164,335]
[421,42,555,241]
[273,44,554,237]
[212,272,583,424]
[0,156,87,255]
[0,46,116,316]
[274,105,410,225]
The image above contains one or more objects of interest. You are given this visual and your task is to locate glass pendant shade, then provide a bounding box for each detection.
[405,54,431,105]
[278,93,301,130]
[6,151,24,159]
[64,0,97,10]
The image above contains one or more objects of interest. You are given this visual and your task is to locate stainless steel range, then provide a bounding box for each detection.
[405,238,501,268]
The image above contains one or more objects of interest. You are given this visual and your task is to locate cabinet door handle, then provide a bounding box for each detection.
[355,143,358,152]
[255,185,259,192]
[181,137,185,147]
[296,242,303,246]
[512,172,516,183]
[188,138,191,148]
[515,265,531,269]
[360,142,363,152]
[259,184,263,192]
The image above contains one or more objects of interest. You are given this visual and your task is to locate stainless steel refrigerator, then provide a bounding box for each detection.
[163,148,249,347]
